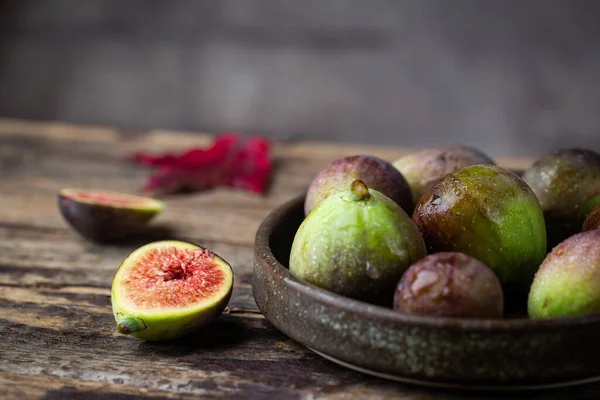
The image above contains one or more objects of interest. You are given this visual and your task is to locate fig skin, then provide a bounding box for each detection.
[290,180,427,306]
[58,189,165,243]
[304,154,413,216]
[412,165,546,300]
[528,230,600,318]
[393,252,504,318]
[111,240,234,341]
[582,203,600,232]
[522,148,600,250]
[393,145,495,205]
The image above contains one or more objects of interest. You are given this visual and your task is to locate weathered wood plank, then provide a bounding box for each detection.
[0,372,205,399]
[0,118,533,169]
[0,299,407,399]
[3,309,600,400]
[0,119,122,143]
[0,226,257,292]
[0,370,457,400]
[0,285,257,339]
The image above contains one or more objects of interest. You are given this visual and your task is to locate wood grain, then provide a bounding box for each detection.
[2,118,597,399]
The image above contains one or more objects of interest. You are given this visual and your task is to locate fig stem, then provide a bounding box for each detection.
[117,317,146,335]
[350,180,370,201]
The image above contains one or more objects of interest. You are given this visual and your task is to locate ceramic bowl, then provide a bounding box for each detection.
[252,194,600,390]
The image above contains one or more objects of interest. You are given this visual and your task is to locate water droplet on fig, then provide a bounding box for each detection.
[410,270,439,294]
[365,260,381,280]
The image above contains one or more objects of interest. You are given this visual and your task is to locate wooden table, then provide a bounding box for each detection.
[1,118,598,399]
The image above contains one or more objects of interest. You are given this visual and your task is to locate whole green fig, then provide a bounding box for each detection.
[528,230,600,318]
[412,165,546,299]
[290,180,427,305]
[522,148,600,250]
[304,154,413,216]
[393,145,495,205]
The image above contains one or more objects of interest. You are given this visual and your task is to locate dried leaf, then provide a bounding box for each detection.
[133,133,272,195]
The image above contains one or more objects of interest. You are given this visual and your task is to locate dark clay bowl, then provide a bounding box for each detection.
[252,194,600,390]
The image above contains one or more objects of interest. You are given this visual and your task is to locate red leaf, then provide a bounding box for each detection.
[132,133,272,195]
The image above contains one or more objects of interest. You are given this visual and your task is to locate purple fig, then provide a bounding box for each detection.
[522,148,600,250]
[304,155,412,216]
[393,145,495,205]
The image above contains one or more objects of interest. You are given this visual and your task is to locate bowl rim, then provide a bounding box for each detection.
[255,193,600,331]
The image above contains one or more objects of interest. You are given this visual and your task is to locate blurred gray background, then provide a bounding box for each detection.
[1,0,599,157]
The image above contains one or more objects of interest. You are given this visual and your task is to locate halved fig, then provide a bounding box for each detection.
[58,188,165,242]
[111,240,234,341]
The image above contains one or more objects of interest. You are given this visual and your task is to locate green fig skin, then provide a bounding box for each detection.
[290,181,427,306]
[583,204,600,232]
[522,148,600,250]
[304,155,413,217]
[528,230,600,318]
[393,145,495,205]
[412,165,547,300]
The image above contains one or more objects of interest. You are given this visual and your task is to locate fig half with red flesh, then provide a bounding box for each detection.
[111,240,234,341]
[58,189,165,242]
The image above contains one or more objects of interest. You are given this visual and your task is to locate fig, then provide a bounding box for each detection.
[412,165,546,299]
[528,230,600,318]
[522,148,600,249]
[304,155,413,216]
[392,145,495,205]
[111,240,234,341]
[393,252,503,318]
[58,188,165,243]
[583,204,600,232]
[290,179,427,305]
